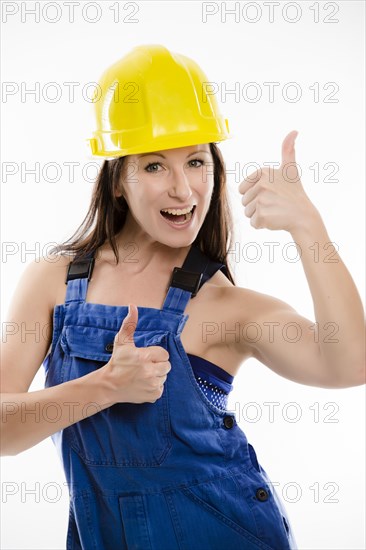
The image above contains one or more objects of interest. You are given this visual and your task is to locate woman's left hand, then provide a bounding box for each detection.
[238,131,319,233]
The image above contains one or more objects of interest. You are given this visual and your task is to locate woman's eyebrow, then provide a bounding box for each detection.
[137,149,211,159]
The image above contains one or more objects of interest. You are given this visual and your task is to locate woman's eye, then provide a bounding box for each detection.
[145,162,161,173]
[188,158,205,168]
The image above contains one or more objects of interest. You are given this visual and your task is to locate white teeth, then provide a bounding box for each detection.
[160,206,194,216]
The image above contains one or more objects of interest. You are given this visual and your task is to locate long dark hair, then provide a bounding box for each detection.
[50,143,236,285]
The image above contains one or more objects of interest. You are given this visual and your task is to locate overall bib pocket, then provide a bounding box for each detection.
[59,325,172,467]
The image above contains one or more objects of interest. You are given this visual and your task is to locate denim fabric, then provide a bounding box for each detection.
[43,251,298,550]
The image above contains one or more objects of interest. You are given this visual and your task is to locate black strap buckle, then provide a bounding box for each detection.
[169,268,203,297]
[65,258,95,283]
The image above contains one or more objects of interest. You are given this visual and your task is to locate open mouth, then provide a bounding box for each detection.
[160,205,196,225]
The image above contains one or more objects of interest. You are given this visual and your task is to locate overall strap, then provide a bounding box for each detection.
[64,253,95,305]
[63,245,228,313]
[162,244,227,315]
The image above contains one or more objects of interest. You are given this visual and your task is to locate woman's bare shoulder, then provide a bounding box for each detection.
[208,271,296,322]
[221,285,295,322]
[32,253,75,310]
[39,253,74,276]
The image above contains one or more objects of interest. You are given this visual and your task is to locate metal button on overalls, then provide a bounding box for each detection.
[223,415,235,429]
[43,244,298,550]
[256,488,269,502]
[105,342,114,352]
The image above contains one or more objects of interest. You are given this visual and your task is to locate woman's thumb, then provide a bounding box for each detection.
[115,304,138,347]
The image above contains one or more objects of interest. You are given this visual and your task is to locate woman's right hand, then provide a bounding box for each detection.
[101,304,171,405]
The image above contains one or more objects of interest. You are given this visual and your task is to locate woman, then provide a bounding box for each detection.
[1,44,364,550]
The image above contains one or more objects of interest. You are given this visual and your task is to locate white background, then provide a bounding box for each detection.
[1,1,365,549]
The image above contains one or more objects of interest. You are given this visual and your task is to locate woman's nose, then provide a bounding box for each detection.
[168,169,193,200]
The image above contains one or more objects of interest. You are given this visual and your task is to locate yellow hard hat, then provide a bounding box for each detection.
[87,44,230,158]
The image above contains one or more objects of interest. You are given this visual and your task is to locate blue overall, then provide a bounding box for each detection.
[43,244,298,550]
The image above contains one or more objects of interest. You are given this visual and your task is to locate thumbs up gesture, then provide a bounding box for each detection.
[101,304,171,405]
[238,131,317,233]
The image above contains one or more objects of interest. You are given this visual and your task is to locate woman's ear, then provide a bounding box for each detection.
[115,187,128,207]
[114,182,125,199]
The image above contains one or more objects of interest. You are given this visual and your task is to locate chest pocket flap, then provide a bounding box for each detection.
[60,325,167,363]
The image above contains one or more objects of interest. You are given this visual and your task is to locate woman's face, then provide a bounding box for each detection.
[117,143,214,247]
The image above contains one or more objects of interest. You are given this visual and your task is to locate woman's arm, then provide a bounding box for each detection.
[236,131,365,388]
[289,209,365,383]
[0,258,113,456]
[228,286,364,389]
[1,372,114,456]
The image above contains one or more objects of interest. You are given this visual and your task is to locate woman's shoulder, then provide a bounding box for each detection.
[31,252,77,309]
[207,270,292,324]
[37,252,76,278]
[21,253,74,285]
